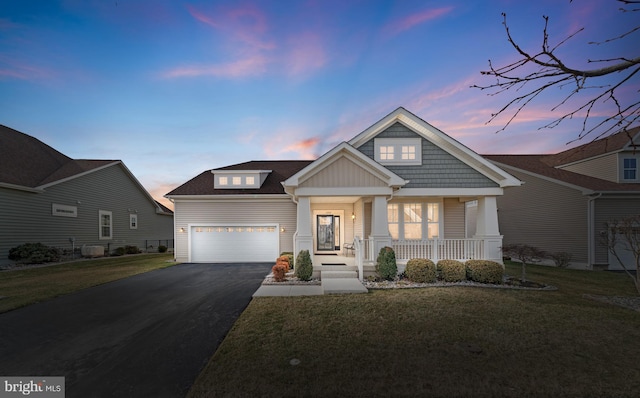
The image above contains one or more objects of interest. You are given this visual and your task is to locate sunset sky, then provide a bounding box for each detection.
[1,0,637,208]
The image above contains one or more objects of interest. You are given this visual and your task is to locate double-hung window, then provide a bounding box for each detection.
[99,210,112,240]
[623,158,637,181]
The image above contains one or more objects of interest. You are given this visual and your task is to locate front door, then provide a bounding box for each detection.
[317,215,340,251]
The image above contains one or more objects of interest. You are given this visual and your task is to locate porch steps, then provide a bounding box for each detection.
[320,269,368,294]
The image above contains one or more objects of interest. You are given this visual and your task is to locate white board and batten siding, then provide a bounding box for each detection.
[173,199,296,263]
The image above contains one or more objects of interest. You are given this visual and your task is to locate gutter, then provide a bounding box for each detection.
[587,193,603,269]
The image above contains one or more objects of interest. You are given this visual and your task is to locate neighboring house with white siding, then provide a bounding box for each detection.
[0,125,174,264]
[485,126,640,270]
[166,107,522,278]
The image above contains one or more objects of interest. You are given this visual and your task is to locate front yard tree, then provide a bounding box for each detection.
[601,215,640,294]
[473,1,640,141]
[502,244,546,282]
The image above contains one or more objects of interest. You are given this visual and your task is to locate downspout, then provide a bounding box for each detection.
[587,192,602,269]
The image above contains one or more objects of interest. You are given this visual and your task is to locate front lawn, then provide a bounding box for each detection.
[0,253,175,313]
[189,262,640,397]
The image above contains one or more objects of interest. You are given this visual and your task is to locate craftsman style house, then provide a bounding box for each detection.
[0,125,174,263]
[485,127,640,270]
[167,108,521,279]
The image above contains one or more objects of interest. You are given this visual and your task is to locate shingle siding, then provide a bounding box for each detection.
[0,164,173,260]
[173,199,296,262]
[357,122,498,188]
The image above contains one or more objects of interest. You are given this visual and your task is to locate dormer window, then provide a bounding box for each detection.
[374,138,421,165]
[213,170,272,189]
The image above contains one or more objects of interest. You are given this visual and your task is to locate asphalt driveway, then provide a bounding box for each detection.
[0,262,272,397]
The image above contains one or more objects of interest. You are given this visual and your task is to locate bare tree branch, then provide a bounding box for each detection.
[473,3,640,141]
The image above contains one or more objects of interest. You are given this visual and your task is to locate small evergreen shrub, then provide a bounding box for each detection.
[437,260,466,282]
[124,245,139,254]
[375,246,397,281]
[280,252,294,269]
[113,247,126,256]
[271,263,287,282]
[8,243,61,264]
[295,250,313,281]
[158,245,168,253]
[465,260,504,284]
[405,258,436,283]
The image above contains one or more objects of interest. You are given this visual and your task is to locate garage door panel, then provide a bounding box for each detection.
[191,226,279,263]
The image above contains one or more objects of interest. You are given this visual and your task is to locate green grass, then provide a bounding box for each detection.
[0,253,175,313]
[188,262,640,397]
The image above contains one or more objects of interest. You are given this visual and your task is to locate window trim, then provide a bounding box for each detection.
[129,214,138,230]
[374,138,421,165]
[99,210,113,240]
[622,157,638,181]
[387,202,442,240]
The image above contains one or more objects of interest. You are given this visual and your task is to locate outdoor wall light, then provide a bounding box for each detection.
[280,227,286,233]
[351,212,356,221]
[179,228,185,233]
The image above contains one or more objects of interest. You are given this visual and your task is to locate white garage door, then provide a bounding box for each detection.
[190,225,279,263]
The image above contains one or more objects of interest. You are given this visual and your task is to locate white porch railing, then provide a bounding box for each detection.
[355,238,485,266]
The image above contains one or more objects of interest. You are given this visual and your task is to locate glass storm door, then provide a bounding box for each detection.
[317,215,340,251]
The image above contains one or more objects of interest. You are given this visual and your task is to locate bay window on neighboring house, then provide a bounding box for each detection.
[99,210,112,239]
[387,203,440,240]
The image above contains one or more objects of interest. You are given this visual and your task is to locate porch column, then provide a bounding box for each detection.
[474,196,503,264]
[294,196,313,257]
[369,196,392,258]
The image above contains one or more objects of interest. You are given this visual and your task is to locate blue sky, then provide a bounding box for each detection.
[1,0,636,208]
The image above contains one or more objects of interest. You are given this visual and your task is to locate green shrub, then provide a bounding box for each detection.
[295,250,313,281]
[271,263,287,282]
[113,247,126,256]
[437,260,466,282]
[124,245,139,254]
[375,246,397,281]
[405,258,436,283]
[465,260,504,284]
[158,245,168,253]
[8,243,61,264]
[280,252,294,269]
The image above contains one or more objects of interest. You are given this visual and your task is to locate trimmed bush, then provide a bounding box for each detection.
[280,252,294,269]
[124,245,139,255]
[465,260,504,284]
[437,259,466,282]
[113,247,126,256]
[295,250,313,281]
[8,243,61,264]
[276,255,290,270]
[158,245,168,253]
[375,246,397,281]
[271,263,287,282]
[405,258,436,283]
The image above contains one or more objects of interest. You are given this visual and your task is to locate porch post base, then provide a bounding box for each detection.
[295,235,314,258]
[369,235,392,260]
[474,235,504,265]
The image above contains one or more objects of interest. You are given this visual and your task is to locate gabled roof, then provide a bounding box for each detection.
[166,160,312,196]
[349,107,521,188]
[485,154,640,193]
[0,124,117,189]
[282,142,407,189]
[542,126,640,167]
[0,124,171,213]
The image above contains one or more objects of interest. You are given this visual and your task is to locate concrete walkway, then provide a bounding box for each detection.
[253,268,368,297]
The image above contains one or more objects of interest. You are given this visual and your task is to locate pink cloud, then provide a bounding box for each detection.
[162,55,269,79]
[285,32,327,76]
[385,7,454,36]
[187,4,274,50]
[0,57,53,81]
[282,137,321,159]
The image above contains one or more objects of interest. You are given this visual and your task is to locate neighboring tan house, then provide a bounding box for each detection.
[166,107,522,279]
[485,127,640,270]
[0,124,174,263]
